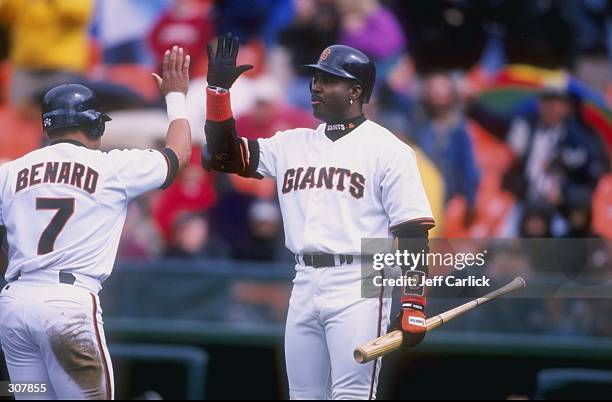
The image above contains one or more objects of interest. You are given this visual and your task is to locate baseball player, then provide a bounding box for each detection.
[0,46,191,400]
[202,34,435,400]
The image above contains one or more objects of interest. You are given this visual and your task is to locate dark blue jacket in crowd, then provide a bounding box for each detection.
[415,119,481,208]
[514,114,607,203]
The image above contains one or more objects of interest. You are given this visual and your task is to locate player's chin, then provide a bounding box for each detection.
[311,104,326,120]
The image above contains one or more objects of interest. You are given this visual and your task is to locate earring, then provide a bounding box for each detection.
[349,98,354,105]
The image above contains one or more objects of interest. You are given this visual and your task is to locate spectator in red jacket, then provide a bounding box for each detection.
[148,0,215,76]
[236,76,317,140]
[153,146,217,243]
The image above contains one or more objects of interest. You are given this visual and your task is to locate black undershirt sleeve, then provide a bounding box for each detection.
[391,221,432,281]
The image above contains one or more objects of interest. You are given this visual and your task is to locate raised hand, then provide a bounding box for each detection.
[206,33,253,89]
[153,45,191,96]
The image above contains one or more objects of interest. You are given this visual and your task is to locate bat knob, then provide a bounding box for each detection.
[353,348,367,364]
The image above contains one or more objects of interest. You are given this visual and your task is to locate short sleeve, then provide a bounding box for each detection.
[108,148,177,200]
[256,132,283,178]
[381,143,435,230]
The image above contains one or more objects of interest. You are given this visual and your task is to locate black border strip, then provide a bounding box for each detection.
[390,217,436,234]
[247,139,263,179]
[368,267,385,400]
[159,148,179,189]
[90,293,112,400]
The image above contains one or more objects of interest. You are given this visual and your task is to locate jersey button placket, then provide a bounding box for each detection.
[301,138,328,252]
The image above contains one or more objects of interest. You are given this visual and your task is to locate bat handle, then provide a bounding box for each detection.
[353,277,527,364]
[354,330,403,364]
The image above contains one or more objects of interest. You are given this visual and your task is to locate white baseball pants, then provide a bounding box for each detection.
[0,279,113,400]
[285,263,391,400]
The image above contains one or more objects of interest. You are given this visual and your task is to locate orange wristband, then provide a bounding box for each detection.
[206,86,233,122]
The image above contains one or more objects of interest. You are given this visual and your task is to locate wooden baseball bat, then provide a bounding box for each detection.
[353,277,527,364]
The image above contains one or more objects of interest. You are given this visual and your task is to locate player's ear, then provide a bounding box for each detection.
[350,83,363,104]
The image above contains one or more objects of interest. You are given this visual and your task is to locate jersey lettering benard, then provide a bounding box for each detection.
[256,120,434,255]
[0,142,169,282]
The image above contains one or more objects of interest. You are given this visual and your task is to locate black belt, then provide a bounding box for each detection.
[296,253,355,268]
[9,271,76,285]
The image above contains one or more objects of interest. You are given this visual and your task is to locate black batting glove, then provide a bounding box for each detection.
[206,33,253,90]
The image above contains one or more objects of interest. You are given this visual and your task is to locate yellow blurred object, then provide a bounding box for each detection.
[0,0,94,72]
[412,146,444,238]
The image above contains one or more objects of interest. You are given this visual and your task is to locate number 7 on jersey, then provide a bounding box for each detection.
[36,198,75,255]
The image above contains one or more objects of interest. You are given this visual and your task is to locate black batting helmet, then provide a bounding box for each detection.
[42,84,111,138]
[302,45,376,103]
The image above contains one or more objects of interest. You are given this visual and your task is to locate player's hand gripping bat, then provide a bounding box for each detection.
[354,277,527,364]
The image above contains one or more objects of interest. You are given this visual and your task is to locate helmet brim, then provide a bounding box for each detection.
[301,63,358,81]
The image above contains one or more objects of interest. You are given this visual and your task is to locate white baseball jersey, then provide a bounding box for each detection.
[252,117,434,399]
[0,140,174,285]
[256,119,434,255]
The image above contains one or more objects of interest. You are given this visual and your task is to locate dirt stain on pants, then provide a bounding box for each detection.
[46,313,108,400]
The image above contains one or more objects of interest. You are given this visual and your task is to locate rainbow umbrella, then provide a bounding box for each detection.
[468,64,612,151]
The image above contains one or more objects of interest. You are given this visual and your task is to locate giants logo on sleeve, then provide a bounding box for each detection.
[281,166,365,199]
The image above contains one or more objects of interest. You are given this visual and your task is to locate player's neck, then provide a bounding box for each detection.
[324,114,367,141]
[50,132,101,150]
[325,112,365,125]
[325,108,365,124]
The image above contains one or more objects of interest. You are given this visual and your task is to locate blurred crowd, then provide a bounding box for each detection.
[0,0,611,265]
